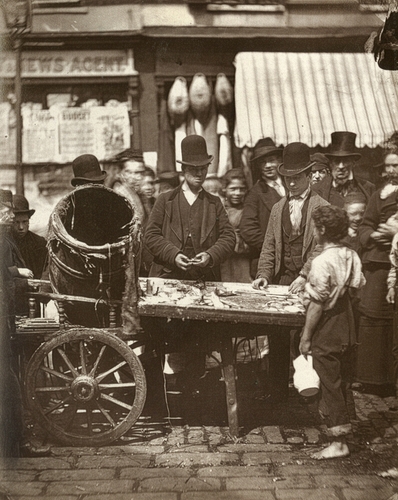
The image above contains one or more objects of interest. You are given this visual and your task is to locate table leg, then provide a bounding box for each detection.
[220,336,239,437]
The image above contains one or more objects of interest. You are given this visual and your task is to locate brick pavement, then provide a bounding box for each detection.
[1,390,398,500]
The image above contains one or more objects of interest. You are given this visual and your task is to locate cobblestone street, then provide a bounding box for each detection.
[1,382,398,500]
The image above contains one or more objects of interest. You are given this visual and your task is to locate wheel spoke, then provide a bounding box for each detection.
[39,365,73,382]
[89,345,106,378]
[35,386,70,393]
[100,392,133,411]
[43,395,73,416]
[95,401,117,427]
[98,383,136,389]
[80,341,87,375]
[56,347,80,378]
[96,361,127,382]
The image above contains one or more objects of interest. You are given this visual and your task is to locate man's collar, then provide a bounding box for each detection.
[181,180,202,195]
[288,186,311,200]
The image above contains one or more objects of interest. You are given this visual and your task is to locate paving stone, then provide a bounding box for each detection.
[263,426,285,443]
[0,469,37,481]
[155,452,239,467]
[383,427,397,438]
[120,468,191,480]
[303,428,321,444]
[241,452,272,466]
[76,455,151,468]
[218,443,291,453]
[286,436,304,444]
[314,474,388,489]
[275,489,340,500]
[84,495,177,500]
[18,497,77,500]
[118,445,165,454]
[197,466,273,477]
[182,492,275,500]
[39,468,116,481]
[138,477,221,492]
[169,445,209,453]
[342,486,396,500]
[46,479,135,496]
[227,475,313,490]
[0,457,71,470]
[245,433,266,444]
[0,481,44,496]
[274,465,336,476]
[187,428,205,444]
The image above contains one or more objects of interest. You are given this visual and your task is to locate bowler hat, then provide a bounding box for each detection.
[0,189,13,208]
[71,154,107,187]
[278,142,315,177]
[177,135,213,168]
[325,132,361,160]
[13,194,35,217]
[251,137,283,163]
[310,153,330,172]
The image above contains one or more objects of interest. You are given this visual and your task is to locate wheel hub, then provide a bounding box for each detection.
[70,375,98,402]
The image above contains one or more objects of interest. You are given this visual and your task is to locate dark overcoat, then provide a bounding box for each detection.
[145,186,236,280]
[312,175,375,208]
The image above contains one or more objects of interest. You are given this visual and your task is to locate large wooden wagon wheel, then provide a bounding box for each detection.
[25,328,147,447]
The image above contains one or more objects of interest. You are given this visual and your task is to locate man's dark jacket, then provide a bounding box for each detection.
[145,186,235,280]
[239,180,282,256]
[312,175,375,208]
[14,230,47,279]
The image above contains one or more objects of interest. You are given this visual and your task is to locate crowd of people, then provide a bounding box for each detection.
[1,130,398,460]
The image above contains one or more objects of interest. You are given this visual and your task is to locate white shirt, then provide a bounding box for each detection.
[266,177,286,197]
[181,181,201,206]
[288,186,311,234]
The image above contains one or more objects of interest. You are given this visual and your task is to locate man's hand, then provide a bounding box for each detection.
[18,268,34,279]
[252,277,268,290]
[289,276,306,293]
[175,253,192,271]
[191,252,211,268]
[299,337,312,357]
[386,288,395,304]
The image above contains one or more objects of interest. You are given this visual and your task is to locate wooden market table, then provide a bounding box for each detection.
[137,279,306,436]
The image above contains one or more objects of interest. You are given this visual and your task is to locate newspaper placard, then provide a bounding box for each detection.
[91,106,130,160]
[0,103,16,165]
[58,108,95,163]
[22,109,58,163]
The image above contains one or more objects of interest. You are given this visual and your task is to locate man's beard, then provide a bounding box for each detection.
[383,173,398,185]
[334,176,349,186]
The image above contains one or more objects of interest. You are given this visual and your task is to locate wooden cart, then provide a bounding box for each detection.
[15,279,305,446]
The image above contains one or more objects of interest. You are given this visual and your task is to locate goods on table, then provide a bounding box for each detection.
[139,279,305,314]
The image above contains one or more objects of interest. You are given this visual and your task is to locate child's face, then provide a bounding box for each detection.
[141,175,155,198]
[225,179,246,206]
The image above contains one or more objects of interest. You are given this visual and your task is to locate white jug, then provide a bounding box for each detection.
[293,354,320,397]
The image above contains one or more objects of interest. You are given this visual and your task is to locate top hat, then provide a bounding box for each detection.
[310,153,330,172]
[0,189,13,208]
[251,137,283,163]
[71,154,107,187]
[325,132,361,160]
[13,194,35,217]
[176,135,213,168]
[278,142,315,177]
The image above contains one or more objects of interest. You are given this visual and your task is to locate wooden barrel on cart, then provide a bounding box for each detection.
[47,184,138,327]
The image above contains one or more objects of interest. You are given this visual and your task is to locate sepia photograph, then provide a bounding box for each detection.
[1,0,398,498]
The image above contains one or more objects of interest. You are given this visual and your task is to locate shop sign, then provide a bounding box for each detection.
[0,49,137,78]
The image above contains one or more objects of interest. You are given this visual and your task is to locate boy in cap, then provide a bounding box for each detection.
[12,194,47,280]
[310,153,330,185]
[252,142,329,401]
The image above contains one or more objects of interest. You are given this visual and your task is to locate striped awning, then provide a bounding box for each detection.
[234,52,398,149]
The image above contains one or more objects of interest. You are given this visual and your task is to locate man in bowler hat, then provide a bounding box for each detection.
[12,195,47,280]
[312,131,375,207]
[252,142,329,401]
[144,135,235,412]
[240,137,285,278]
[145,134,235,281]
